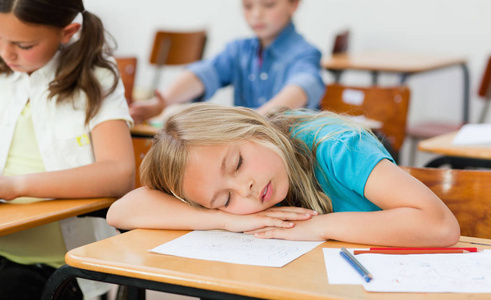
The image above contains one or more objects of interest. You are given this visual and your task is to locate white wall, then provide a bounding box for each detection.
[84,0,491,164]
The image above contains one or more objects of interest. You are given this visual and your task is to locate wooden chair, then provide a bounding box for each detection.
[401,166,491,239]
[115,57,138,105]
[331,29,350,55]
[406,55,491,165]
[131,137,153,188]
[149,30,207,90]
[321,84,410,162]
[477,55,491,123]
[329,30,350,82]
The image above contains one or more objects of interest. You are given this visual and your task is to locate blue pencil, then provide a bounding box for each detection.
[339,247,373,282]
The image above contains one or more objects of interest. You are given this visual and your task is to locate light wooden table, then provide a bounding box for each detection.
[418,131,491,168]
[322,52,470,123]
[0,197,116,237]
[418,131,491,160]
[42,229,491,300]
[131,123,159,138]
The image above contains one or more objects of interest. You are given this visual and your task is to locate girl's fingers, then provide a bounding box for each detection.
[245,226,283,235]
[263,211,313,221]
[266,206,318,215]
[245,218,295,234]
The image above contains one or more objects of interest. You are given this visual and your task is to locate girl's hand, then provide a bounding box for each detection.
[222,206,318,233]
[0,175,19,200]
[246,216,326,241]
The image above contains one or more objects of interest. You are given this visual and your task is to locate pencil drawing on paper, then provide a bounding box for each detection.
[150,230,323,267]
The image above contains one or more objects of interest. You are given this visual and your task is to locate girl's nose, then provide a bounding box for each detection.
[232,178,255,198]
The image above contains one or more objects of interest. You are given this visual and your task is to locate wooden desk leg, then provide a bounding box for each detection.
[327,69,344,82]
[399,72,409,84]
[461,63,470,124]
[371,71,379,85]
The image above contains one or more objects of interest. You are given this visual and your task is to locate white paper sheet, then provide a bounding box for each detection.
[150,230,323,267]
[452,123,491,146]
[323,248,491,293]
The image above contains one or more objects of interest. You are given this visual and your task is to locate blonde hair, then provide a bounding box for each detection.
[140,103,367,214]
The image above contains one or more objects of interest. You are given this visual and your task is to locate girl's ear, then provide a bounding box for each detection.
[60,23,81,44]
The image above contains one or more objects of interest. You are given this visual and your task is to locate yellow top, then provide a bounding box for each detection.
[0,103,66,268]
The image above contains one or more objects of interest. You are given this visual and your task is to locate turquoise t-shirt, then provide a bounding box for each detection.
[291,116,395,212]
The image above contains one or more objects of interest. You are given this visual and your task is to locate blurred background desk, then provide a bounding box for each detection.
[322,52,469,123]
[418,131,491,168]
[0,198,116,237]
[418,131,491,159]
[130,124,159,138]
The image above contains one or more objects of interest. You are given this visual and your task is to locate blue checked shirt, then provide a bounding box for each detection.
[187,22,325,109]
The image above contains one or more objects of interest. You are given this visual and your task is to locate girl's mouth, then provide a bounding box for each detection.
[261,182,272,203]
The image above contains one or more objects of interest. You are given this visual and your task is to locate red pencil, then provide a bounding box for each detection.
[369,247,481,252]
[354,249,469,255]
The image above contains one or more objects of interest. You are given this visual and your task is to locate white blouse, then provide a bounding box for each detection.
[0,53,133,298]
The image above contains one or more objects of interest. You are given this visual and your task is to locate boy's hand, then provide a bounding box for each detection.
[129,90,166,123]
[221,206,317,233]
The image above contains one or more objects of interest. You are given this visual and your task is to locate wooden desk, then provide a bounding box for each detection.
[130,123,159,138]
[322,52,470,123]
[418,131,491,159]
[42,229,491,300]
[0,198,116,237]
[418,131,491,168]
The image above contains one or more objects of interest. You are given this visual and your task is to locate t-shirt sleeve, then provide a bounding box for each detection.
[88,65,133,130]
[319,130,395,197]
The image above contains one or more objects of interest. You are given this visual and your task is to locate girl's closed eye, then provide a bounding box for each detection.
[224,191,232,207]
[17,44,34,50]
[236,154,243,172]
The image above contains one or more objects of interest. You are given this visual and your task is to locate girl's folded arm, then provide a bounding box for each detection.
[316,159,460,247]
[107,187,316,232]
[107,187,230,230]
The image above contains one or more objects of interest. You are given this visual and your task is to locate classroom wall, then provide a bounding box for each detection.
[84,0,491,165]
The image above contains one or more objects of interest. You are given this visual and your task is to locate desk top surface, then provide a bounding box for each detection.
[418,131,491,159]
[0,197,115,237]
[322,52,467,73]
[130,123,159,137]
[66,229,491,300]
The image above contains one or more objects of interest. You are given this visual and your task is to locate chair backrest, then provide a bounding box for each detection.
[401,166,491,239]
[478,55,491,99]
[132,137,153,188]
[115,57,137,105]
[321,84,410,152]
[331,30,350,55]
[477,55,491,123]
[149,30,207,66]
